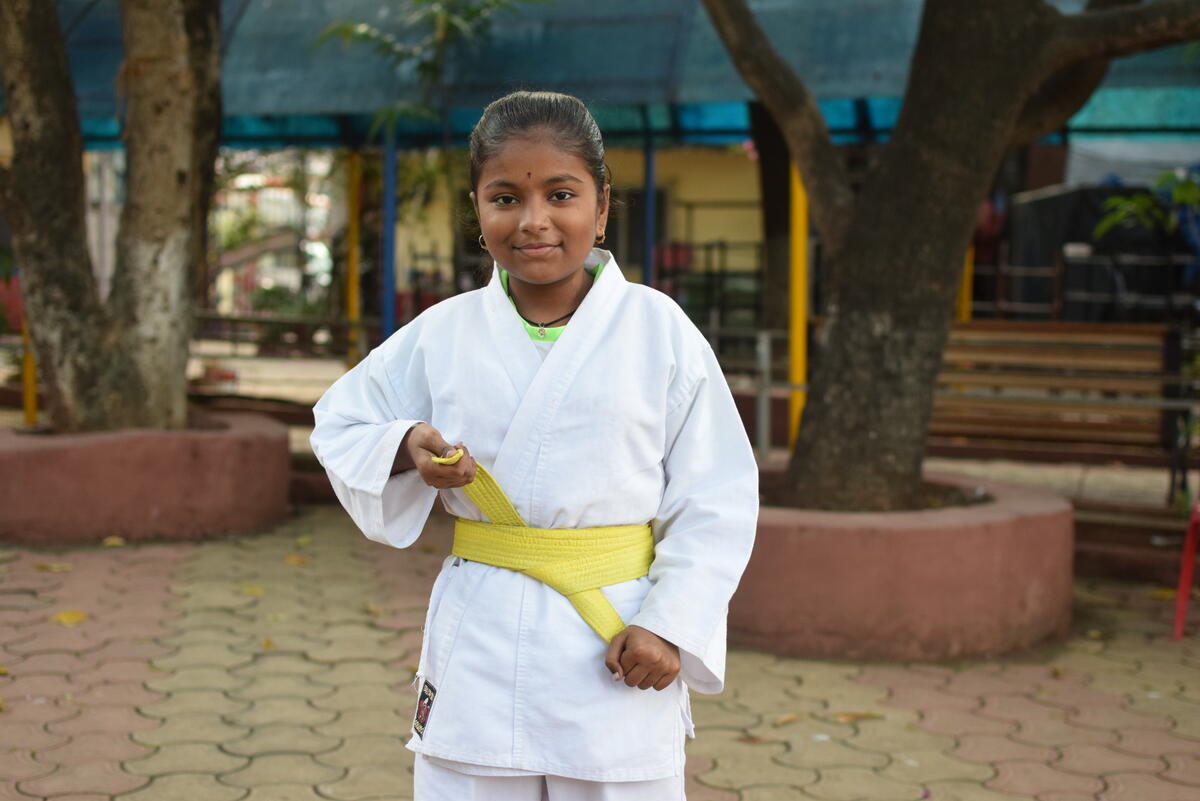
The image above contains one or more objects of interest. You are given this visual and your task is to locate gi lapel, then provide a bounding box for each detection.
[489,249,628,516]
[482,265,542,400]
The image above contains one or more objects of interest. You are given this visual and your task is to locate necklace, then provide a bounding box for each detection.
[506,273,591,338]
[515,306,579,339]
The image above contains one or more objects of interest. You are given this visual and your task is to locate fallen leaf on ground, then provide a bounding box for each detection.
[1085,629,1106,640]
[295,535,313,548]
[101,536,126,547]
[0,698,5,714]
[832,712,884,724]
[0,666,8,676]
[51,611,88,627]
[364,602,383,616]
[736,734,772,744]
[33,563,72,573]
[261,639,275,649]
[772,713,805,726]
[1148,587,1177,600]
[240,584,266,597]
[284,554,308,567]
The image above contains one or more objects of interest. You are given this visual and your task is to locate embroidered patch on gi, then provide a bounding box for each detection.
[413,679,436,738]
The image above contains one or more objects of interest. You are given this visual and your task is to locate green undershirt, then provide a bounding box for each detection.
[500,263,605,342]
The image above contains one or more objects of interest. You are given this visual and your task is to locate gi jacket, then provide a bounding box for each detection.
[311,250,759,781]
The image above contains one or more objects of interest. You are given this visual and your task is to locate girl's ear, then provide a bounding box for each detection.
[469,190,479,217]
[596,184,611,236]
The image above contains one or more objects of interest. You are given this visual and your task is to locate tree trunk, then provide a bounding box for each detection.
[749,102,791,333]
[786,0,1061,509]
[183,0,223,311]
[0,0,145,431]
[0,0,220,432]
[111,0,213,430]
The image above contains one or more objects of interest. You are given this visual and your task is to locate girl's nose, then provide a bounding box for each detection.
[518,199,551,232]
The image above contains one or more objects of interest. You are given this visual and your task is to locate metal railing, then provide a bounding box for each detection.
[701,326,804,460]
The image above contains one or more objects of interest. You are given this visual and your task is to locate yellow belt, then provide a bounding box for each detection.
[432,449,653,642]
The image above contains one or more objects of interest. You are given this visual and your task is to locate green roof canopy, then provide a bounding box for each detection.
[24,0,1200,147]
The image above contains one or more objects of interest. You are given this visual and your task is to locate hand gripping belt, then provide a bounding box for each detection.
[432,449,654,643]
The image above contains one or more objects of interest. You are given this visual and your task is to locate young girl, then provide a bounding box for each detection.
[311,90,758,801]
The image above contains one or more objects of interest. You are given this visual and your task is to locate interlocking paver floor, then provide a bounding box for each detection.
[2,507,1198,801]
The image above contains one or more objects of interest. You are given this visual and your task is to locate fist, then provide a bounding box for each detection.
[406,423,476,489]
[604,625,680,691]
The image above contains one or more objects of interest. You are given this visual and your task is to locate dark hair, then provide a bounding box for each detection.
[469,91,608,202]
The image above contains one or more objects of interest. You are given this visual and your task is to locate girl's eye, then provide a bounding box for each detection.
[492,195,518,206]
[550,190,575,202]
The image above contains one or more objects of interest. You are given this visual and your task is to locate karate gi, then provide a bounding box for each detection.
[311,249,758,793]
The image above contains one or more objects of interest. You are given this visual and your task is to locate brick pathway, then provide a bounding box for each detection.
[2,507,1198,800]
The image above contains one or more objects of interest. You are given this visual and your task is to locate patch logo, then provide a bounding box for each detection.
[413,679,436,738]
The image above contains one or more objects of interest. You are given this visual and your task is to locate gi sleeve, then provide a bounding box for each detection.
[628,345,759,694]
[309,334,437,549]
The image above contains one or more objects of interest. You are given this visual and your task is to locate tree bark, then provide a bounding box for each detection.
[111,0,208,429]
[0,0,220,432]
[703,0,1200,510]
[1009,0,1139,146]
[183,0,223,310]
[0,0,145,431]
[749,102,791,333]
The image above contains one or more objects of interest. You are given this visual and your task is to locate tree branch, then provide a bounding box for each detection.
[1010,0,1138,146]
[1052,0,1200,68]
[699,0,854,250]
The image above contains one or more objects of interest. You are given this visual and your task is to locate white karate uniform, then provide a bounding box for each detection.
[311,249,758,791]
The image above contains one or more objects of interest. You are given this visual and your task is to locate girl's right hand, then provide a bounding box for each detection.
[405,423,477,489]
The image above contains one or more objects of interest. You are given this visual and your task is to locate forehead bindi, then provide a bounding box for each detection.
[477,135,594,192]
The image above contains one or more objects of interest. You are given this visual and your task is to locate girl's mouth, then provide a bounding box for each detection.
[516,244,559,258]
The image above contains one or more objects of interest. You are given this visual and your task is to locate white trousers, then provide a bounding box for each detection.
[413,755,686,800]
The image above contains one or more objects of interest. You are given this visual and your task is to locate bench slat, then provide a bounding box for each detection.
[944,346,1161,370]
[936,371,1163,394]
[934,396,1161,420]
[929,419,1160,445]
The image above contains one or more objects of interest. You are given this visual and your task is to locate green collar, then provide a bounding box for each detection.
[500,263,605,342]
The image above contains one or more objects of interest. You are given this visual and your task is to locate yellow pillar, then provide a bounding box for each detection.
[346,151,363,367]
[20,317,36,426]
[788,163,808,447]
[957,245,974,322]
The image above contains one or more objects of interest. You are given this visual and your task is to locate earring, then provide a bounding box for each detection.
[594,232,606,245]
[478,234,487,249]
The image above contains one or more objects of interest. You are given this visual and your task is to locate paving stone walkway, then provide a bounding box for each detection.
[2,506,1198,801]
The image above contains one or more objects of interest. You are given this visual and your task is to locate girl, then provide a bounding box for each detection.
[311,90,758,801]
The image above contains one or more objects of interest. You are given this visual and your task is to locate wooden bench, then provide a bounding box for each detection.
[930,321,1193,501]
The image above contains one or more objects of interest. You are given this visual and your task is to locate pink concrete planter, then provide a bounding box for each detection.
[730,474,1074,661]
[1,412,289,545]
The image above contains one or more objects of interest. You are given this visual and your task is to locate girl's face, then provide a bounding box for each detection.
[472,131,609,287]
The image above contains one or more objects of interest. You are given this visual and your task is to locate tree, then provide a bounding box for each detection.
[701,0,1200,510]
[0,0,220,432]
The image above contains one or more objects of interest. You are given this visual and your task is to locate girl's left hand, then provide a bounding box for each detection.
[604,625,680,691]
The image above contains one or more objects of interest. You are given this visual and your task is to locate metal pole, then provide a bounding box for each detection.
[641,105,657,287]
[346,150,363,367]
[957,244,974,322]
[788,163,809,447]
[381,127,398,339]
[20,315,37,426]
[756,329,771,460]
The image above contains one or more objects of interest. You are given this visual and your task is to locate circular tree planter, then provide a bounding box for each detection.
[0,412,290,545]
[730,473,1074,661]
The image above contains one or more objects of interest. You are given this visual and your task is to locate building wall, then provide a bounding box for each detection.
[607,145,762,251]
[395,178,458,289]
